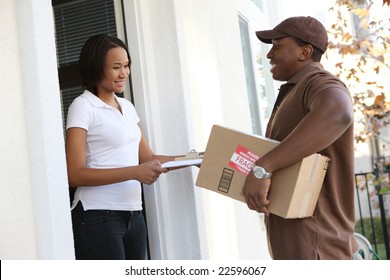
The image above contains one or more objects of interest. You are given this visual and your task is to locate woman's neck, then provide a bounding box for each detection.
[98,92,122,113]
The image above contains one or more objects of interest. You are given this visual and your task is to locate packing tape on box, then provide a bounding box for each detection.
[299,192,312,218]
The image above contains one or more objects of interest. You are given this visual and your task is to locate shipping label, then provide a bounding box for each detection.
[218,168,234,193]
[229,145,260,175]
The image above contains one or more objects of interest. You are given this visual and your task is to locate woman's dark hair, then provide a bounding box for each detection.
[292,37,324,62]
[79,34,131,95]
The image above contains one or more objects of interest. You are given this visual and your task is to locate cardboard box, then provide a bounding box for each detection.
[196,125,330,219]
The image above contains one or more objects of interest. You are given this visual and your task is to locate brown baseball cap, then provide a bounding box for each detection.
[255,16,328,53]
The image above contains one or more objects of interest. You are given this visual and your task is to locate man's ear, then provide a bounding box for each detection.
[298,45,313,61]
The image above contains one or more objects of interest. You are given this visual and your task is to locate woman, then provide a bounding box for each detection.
[66,34,178,260]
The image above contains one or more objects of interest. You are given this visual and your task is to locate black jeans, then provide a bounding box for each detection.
[71,202,147,260]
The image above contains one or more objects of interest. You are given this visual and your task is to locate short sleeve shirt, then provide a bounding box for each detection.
[66,90,142,211]
[265,63,358,259]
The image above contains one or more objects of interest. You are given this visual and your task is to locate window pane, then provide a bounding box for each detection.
[53,0,117,66]
[254,40,270,126]
[239,16,264,135]
[52,0,117,130]
[249,0,264,12]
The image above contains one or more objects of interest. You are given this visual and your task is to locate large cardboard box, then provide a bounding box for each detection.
[196,125,330,219]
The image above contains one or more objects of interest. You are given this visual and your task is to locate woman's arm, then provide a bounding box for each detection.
[65,127,167,187]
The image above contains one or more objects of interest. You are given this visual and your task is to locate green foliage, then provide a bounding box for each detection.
[355,217,390,244]
[369,173,390,194]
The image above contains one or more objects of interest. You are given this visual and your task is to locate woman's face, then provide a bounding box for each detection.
[97,47,130,94]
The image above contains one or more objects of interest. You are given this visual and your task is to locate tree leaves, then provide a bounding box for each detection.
[327,0,390,144]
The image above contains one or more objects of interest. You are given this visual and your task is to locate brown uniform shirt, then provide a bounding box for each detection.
[265,62,358,259]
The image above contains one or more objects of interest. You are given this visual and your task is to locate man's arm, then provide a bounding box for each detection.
[242,87,353,213]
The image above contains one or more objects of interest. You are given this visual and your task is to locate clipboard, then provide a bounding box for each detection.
[162,150,204,168]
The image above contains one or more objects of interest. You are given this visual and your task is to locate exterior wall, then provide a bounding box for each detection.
[1,0,270,260]
[0,0,37,259]
[1,0,376,260]
[0,0,74,259]
[123,0,270,259]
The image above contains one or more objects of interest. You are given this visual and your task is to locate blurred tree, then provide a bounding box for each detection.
[326,0,390,144]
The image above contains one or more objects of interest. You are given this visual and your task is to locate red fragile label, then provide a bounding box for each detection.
[228,145,260,175]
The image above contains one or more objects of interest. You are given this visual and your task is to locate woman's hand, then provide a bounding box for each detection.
[135,160,169,185]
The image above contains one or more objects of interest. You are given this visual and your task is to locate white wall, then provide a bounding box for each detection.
[174,0,270,259]
[0,0,74,259]
[124,0,271,259]
[0,0,37,259]
[122,0,206,260]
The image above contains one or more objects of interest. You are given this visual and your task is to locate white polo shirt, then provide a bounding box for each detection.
[66,90,142,211]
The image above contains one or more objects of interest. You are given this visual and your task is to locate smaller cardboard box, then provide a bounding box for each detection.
[196,125,330,219]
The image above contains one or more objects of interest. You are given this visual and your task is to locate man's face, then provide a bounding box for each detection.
[267,37,305,81]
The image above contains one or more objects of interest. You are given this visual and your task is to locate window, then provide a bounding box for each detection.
[239,16,263,135]
[238,0,273,136]
[52,0,118,129]
[249,0,263,11]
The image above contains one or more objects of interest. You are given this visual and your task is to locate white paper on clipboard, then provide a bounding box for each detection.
[162,158,202,168]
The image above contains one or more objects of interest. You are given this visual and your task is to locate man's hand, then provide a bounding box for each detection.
[242,172,271,215]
